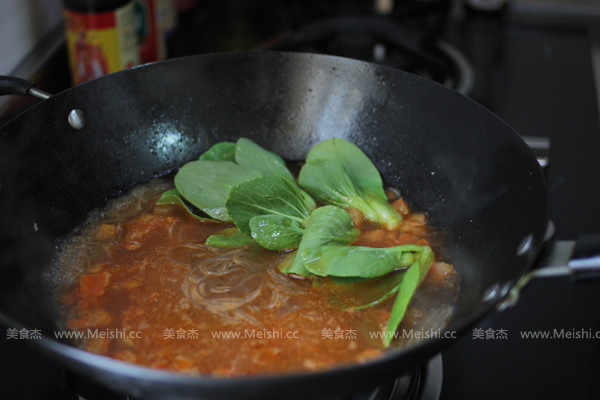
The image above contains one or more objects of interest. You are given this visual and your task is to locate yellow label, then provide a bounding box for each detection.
[64,2,140,85]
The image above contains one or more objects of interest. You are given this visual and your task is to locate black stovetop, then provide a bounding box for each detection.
[1,3,600,399]
[440,18,600,399]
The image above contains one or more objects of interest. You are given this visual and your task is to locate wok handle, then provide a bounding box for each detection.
[533,235,600,281]
[567,234,600,280]
[498,234,600,310]
[0,76,51,99]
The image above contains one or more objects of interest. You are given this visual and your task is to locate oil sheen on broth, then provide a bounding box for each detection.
[55,180,459,376]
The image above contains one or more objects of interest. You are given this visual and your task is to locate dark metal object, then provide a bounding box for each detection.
[0,75,51,100]
[0,76,37,96]
[521,136,550,168]
[67,109,86,129]
[265,17,474,94]
[568,234,600,280]
[497,234,600,310]
[0,52,549,399]
[0,77,85,127]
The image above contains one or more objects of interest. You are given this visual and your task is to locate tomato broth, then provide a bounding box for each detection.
[54,180,459,376]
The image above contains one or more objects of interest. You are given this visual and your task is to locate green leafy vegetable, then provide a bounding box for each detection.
[384,263,420,347]
[205,227,257,248]
[155,188,215,221]
[164,137,435,347]
[299,159,358,205]
[299,138,402,229]
[382,248,433,346]
[320,270,406,309]
[234,138,295,181]
[349,272,408,310]
[279,206,360,276]
[249,214,304,250]
[156,188,184,205]
[345,247,433,314]
[305,138,387,200]
[277,252,298,274]
[174,160,262,221]
[302,244,425,278]
[416,246,434,281]
[226,175,313,237]
[234,138,316,210]
[199,141,236,161]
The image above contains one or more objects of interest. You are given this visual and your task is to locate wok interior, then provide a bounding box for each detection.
[0,52,547,395]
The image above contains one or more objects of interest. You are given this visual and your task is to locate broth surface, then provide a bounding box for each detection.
[55,180,459,376]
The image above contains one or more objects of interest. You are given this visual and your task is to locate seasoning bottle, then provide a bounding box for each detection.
[63,0,140,85]
[157,0,178,39]
[135,0,174,63]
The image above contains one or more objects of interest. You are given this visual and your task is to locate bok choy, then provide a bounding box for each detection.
[174,160,262,221]
[298,138,402,230]
[302,244,424,278]
[226,175,313,250]
[160,137,436,347]
[164,137,316,223]
[279,205,360,276]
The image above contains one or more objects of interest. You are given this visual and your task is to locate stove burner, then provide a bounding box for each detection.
[266,17,474,95]
[64,355,443,400]
[355,354,443,400]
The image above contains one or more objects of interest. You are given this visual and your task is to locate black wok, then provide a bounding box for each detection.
[0,52,549,399]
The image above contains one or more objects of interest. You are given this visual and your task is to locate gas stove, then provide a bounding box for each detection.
[1,1,600,399]
[60,355,443,400]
